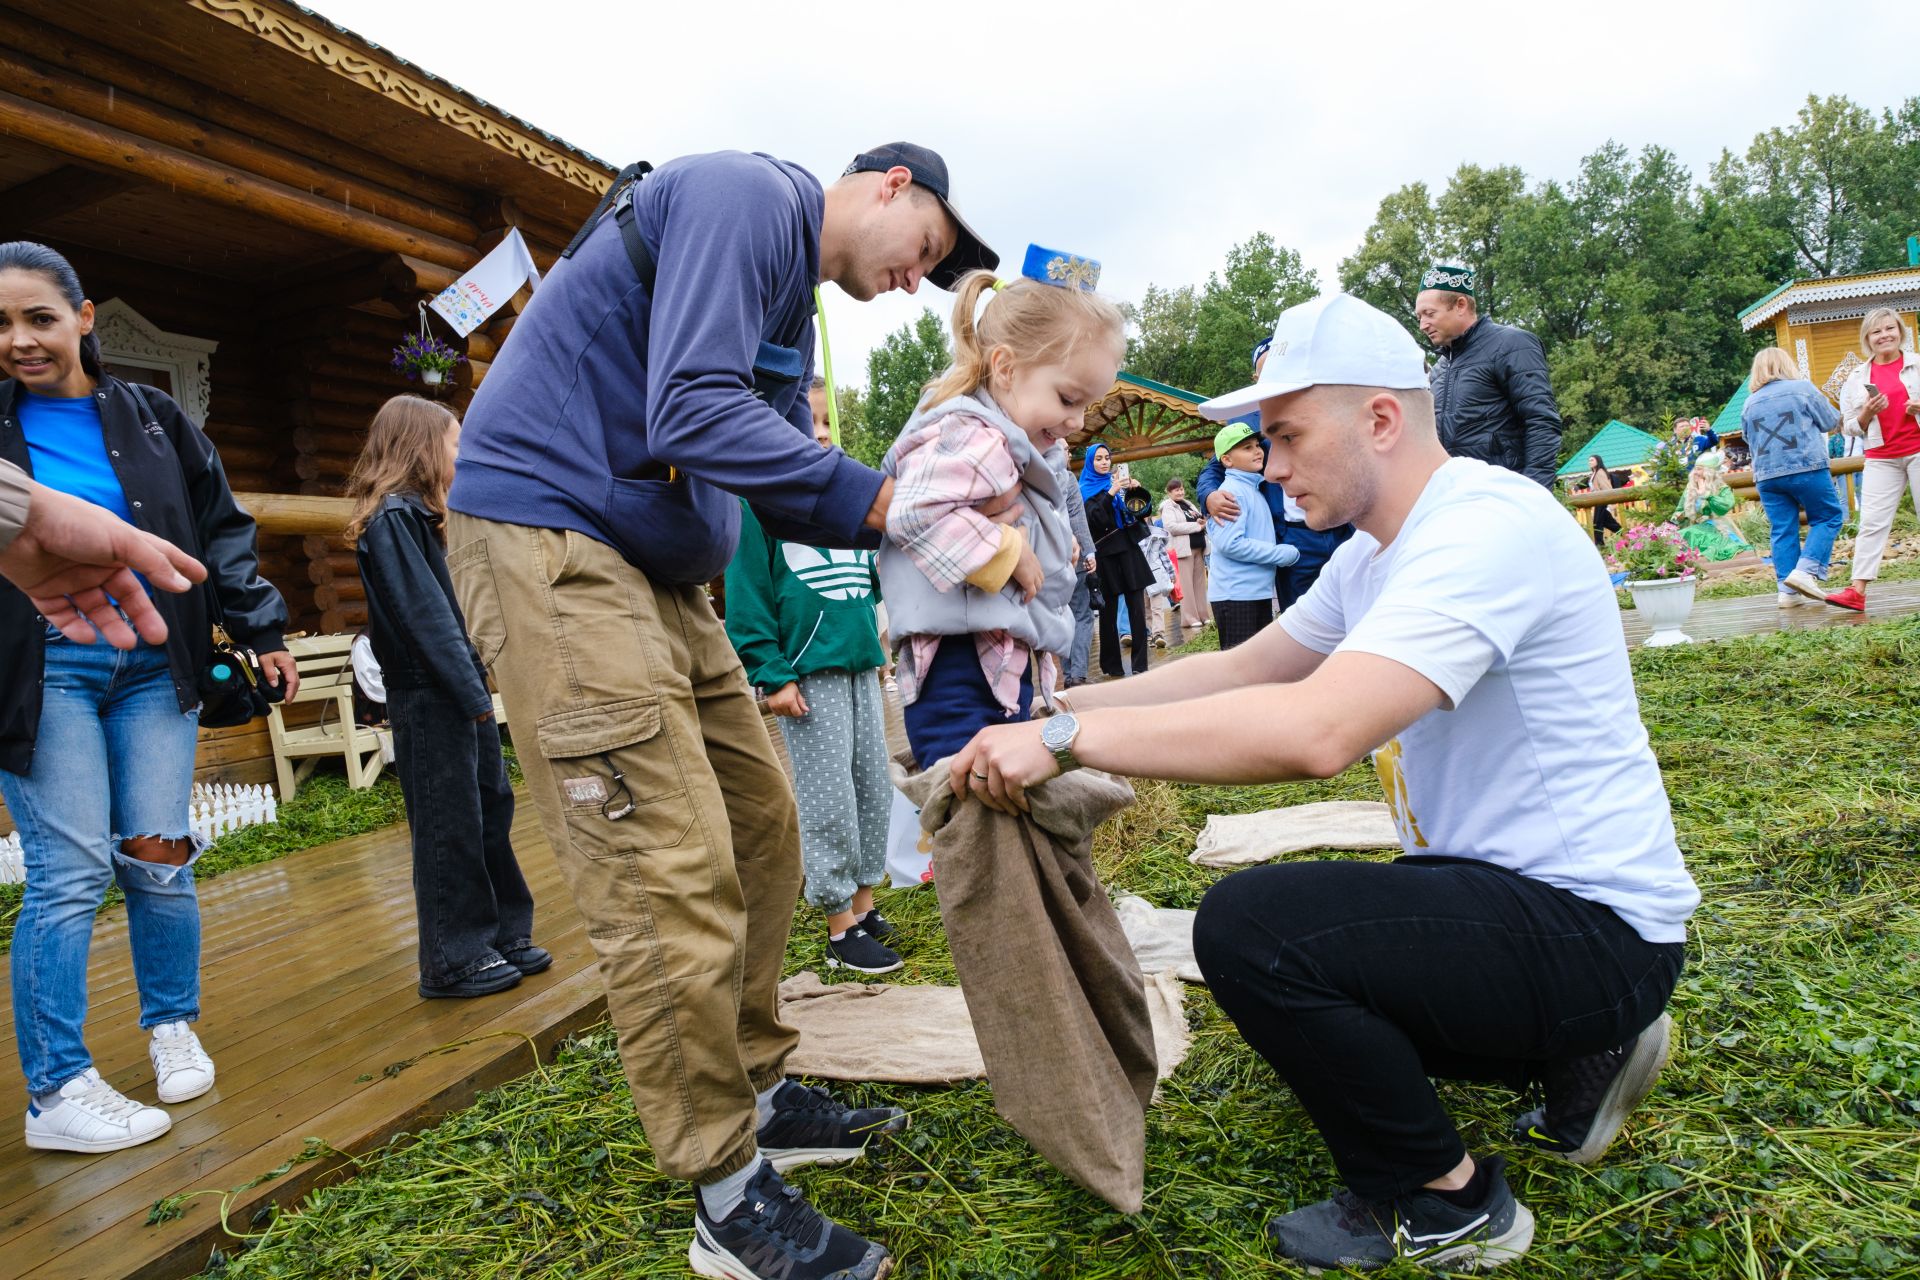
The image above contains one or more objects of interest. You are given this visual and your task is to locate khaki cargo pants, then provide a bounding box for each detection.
[447,511,801,1183]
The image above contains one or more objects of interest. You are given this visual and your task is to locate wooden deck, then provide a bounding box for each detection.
[1620,578,1920,645]
[0,802,602,1280]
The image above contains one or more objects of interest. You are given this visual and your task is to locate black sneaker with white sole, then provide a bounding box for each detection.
[689,1160,891,1280]
[826,926,902,976]
[755,1080,908,1173]
[1266,1154,1534,1272]
[1514,1012,1672,1165]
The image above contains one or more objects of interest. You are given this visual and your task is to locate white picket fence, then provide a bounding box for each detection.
[0,783,279,885]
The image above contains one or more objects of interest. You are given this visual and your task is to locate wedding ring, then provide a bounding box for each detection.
[972,769,990,779]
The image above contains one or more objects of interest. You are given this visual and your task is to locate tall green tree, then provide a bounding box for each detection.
[1338,181,1438,325]
[1722,95,1902,277]
[864,309,950,448]
[1129,234,1318,395]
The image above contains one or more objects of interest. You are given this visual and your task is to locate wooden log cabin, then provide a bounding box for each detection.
[1738,264,1920,392]
[0,0,615,801]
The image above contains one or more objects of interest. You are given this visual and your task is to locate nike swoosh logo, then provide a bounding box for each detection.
[1527,1126,1557,1142]
[1398,1213,1490,1248]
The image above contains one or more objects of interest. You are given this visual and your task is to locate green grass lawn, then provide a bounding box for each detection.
[197,616,1920,1279]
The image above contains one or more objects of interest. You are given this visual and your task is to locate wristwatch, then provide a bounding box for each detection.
[1040,712,1083,773]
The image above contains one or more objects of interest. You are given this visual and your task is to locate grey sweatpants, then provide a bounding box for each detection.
[777,668,892,915]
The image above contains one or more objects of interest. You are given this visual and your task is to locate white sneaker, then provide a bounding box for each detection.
[150,1021,216,1103]
[24,1068,172,1153]
[1777,591,1805,608]
[1781,568,1826,601]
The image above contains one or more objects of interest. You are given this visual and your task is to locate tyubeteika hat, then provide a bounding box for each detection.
[1419,264,1476,296]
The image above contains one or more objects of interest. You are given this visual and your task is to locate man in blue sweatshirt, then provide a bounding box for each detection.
[1198,341,1354,610]
[446,143,995,1280]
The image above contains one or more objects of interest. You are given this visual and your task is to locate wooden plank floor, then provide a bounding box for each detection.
[0,800,605,1280]
[1620,578,1920,645]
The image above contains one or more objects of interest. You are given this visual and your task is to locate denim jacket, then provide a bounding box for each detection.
[1741,379,1839,483]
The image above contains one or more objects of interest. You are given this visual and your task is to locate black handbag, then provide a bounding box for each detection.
[198,621,281,729]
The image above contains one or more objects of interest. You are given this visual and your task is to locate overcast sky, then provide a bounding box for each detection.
[318,0,1915,387]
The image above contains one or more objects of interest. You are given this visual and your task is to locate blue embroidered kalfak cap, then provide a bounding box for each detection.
[1020,245,1101,291]
[845,143,998,291]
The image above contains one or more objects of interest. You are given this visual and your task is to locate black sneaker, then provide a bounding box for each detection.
[502,945,553,976]
[1515,1012,1671,1165]
[418,960,522,999]
[689,1160,892,1280]
[826,927,902,976]
[1266,1155,1535,1272]
[856,910,896,943]
[756,1080,908,1173]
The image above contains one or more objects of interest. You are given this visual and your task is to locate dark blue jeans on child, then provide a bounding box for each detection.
[903,636,1033,770]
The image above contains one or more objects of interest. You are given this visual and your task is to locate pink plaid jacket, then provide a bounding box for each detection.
[884,411,1057,714]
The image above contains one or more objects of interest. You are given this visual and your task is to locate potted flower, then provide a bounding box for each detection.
[391,333,465,391]
[1609,523,1702,647]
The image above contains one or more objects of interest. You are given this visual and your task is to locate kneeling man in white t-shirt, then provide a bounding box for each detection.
[949,292,1700,1273]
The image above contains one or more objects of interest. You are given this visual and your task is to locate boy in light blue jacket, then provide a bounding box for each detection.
[1208,420,1297,649]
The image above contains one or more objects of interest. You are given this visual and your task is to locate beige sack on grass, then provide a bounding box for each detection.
[1189,800,1399,868]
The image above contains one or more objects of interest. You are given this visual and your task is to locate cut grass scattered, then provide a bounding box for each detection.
[175,619,1920,1277]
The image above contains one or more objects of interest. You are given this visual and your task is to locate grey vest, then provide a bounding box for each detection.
[878,391,1077,658]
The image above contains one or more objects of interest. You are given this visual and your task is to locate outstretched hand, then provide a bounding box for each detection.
[3,481,207,648]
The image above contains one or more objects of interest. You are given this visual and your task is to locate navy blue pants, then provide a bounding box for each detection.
[1278,523,1350,611]
[902,637,1033,769]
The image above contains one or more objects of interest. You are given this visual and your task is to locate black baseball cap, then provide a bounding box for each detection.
[844,142,998,291]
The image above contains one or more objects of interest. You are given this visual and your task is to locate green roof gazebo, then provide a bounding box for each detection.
[1073,372,1218,461]
[1555,420,1666,482]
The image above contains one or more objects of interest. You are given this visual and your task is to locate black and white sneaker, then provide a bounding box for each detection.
[856,909,896,943]
[756,1080,908,1173]
[1266,1155,1534,1272]
[826,927,902,976]
[1515,1012,1672,1165]
[689,1161,892,1280]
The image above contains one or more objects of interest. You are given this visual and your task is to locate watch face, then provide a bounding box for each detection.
[1041,713,1077,750]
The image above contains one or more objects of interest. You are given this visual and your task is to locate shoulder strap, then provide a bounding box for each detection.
[562,161,656,291]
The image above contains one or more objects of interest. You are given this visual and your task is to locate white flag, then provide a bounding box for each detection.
[428,228,540,337]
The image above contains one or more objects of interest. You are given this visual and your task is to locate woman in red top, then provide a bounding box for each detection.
[1832,308,1920,611]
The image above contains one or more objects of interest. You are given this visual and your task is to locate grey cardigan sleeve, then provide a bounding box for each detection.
[0,459,30,551]
[1063,474,1095,557]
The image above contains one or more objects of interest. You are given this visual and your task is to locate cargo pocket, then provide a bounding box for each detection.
[447,538,508,668]
[537,697,695,854]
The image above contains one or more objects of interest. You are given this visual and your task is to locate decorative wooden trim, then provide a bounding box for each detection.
[93,298,218,425]
[189,0,612,196]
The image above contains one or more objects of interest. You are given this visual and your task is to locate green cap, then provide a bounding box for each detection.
[1420,264,1475,296]
[1213,421,1258,458]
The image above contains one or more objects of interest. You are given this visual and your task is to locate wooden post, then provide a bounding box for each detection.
[235,492,352,536]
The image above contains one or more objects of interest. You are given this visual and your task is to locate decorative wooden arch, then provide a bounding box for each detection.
[1073,372,1219,462]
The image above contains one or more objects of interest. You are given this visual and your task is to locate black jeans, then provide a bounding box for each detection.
[1214,598,1274,650]
[1097,587,1150,677]
[1193,856,1684,1200]
[389,683,535,985]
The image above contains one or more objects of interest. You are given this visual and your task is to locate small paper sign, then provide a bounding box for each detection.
[428,228,540,337]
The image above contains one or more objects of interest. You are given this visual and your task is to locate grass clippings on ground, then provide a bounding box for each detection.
[202,618,1920,1279]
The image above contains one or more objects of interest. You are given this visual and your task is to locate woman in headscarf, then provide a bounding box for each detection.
[1079,442,1153,677]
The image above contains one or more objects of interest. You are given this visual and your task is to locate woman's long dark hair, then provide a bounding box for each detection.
[0,241,104,381]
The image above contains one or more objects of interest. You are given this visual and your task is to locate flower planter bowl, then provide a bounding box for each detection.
[421,368,445,386]
[1627,574,1696,647]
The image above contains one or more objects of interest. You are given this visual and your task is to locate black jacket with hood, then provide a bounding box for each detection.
[0,377,288,775]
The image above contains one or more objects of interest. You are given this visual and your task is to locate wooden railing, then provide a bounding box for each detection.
[1565,457,1866,518]
[235,492,352,536]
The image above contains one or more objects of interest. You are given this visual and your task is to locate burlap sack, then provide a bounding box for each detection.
[1189,800,1399,868]
[896,759,1153,1213]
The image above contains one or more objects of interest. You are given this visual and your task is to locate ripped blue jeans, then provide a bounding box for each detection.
[2,636,202,1096]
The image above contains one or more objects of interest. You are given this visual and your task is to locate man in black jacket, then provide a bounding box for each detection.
[1415,265,1564,487]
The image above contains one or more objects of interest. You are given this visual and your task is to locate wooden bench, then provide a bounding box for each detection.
[266,634,511,799]
[267,634,388,799]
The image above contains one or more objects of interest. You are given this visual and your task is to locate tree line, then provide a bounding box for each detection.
[838,94,1919,471]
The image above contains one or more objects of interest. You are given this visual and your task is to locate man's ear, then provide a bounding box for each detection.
[880,166,913,204]
[1367,391,1406,453]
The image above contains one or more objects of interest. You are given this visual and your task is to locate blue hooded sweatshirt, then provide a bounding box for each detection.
[449,151,884,584]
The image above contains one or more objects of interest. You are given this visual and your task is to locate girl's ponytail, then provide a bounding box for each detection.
[919,269,999,409]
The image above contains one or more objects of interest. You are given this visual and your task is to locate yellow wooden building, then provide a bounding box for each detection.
[1739,264,1920,389]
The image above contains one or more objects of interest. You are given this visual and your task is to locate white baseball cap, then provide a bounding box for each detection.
[1199,293,1429,421]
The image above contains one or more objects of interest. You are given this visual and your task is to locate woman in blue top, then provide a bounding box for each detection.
[0,241,294,1156]
[1739,347,1845,609]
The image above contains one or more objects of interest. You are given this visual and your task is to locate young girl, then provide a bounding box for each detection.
[879,267,1126,769]
[346,396,543,999]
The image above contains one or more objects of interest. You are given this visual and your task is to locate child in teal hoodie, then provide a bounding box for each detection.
[725,386,900,974]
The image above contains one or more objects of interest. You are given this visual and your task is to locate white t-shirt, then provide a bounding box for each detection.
[1280,458,1699,943]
